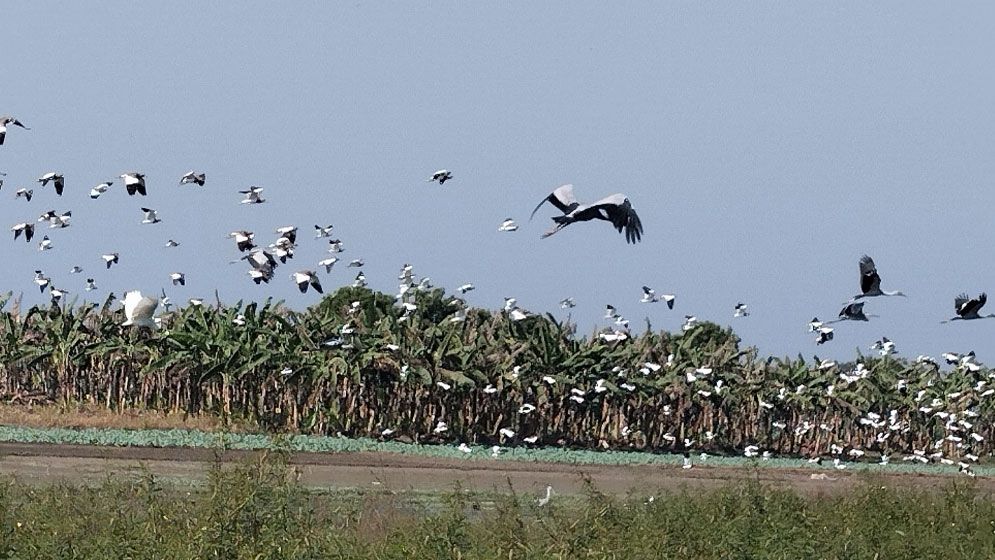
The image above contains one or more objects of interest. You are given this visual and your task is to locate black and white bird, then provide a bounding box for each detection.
[102,253,120,269]
[239,186,264,204]
[734,303,750,317]
[89,181,112,199]
[348,259,364,268]
[327,239,344,253]
[816,326,834,345]
[292,270,323,294]
[179,171,206,186]
[120,172,147,196]
[229,230,255,252]
[15,188,32,201]
[943,293,995,322]
[0,116,29,145]
[275,225,297,245]
[170,272,186,286]
[530,184,643,243]
[559,297,576,309]
[33,270,50,292]
[165,239,180,248]
[852,255,906,301]
[640,286,675,309]
[426,169,452,185]
[37,172,65,196]
[49,286,69,304]
[11,222,34,242]
[84,278,97,292]
[141,208,161,224]
[39,210,71,229]
[318,257,338,273]
[69,265,83,274]
[37,235,52,251]
[314,224,333,238]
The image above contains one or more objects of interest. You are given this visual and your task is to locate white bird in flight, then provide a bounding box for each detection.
[122,290,158,328]
[0,115,29,145]
[239,186,265,204]
[37,172,65,196]
[179,171,206,186]
[89,181,112,199]
[141,208,161,224]
[292,270,323,294]
[498,218,518,232]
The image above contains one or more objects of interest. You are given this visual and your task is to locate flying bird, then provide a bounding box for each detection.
[121,290,158,328]
[498,218,518,232]
[69,266,83,274]
[348,259,364,268]
[734,303,750,317]
[292,270,323,294]
[815,327,834,345]
[228,230,255,252]
[102,253,120,269]
[85,278,97,291]
[140,208,161,224]
[530,184,643,243]
[833,302,873,322]
[943,293,995,322]
[559,297,576,309]
[318,257,338,273]
[170,272,186,286]
[37,172,65,195]
[179,171,206,186]
[39,210,71,229]
[89,182,112,199]
[11,222,34,242]
[120,172,147,196]
[0,116,29,145]
[239,186,265,204]
[641,286,675,309]
[852,255,906,301]
[275,225,297,245]
[33,270,50,292]
[426,169,452,185]
[165,239,180,248]
[37,235,52,251]
[15,188,32,201]
[314,224,333,238]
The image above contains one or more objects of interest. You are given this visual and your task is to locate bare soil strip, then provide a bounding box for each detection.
[1,442,991,497]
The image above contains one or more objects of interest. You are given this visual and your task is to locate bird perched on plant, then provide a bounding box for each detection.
[530,184,643,243]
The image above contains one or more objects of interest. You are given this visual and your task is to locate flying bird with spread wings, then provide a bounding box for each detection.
[530,184,643,243]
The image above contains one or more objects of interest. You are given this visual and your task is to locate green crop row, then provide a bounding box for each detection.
[0,286,990,466]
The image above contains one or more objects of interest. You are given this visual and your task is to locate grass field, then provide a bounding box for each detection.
[0,452,993,559]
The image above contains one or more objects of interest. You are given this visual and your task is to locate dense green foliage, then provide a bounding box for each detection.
[0,287,991,463]
[0,455,993,559]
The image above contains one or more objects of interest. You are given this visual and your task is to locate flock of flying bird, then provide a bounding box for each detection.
[2,113,993,343]
[0,116,652,328]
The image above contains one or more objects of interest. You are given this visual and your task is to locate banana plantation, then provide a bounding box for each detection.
[0,288,990,462]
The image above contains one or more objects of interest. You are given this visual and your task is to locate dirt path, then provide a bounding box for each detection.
[0,442,989,497]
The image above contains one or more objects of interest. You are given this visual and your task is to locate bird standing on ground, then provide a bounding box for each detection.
[530,184,643,243]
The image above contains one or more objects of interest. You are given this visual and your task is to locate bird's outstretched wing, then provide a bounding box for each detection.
[859,255,880,294]
[588,194,643,244]
[530,184,579,220]
[958,292,987,317]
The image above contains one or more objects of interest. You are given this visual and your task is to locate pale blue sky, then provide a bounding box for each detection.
[3,3,995,361]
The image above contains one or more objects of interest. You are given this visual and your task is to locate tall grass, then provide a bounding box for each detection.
[0,286,990,462]
[0,454,993,559]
